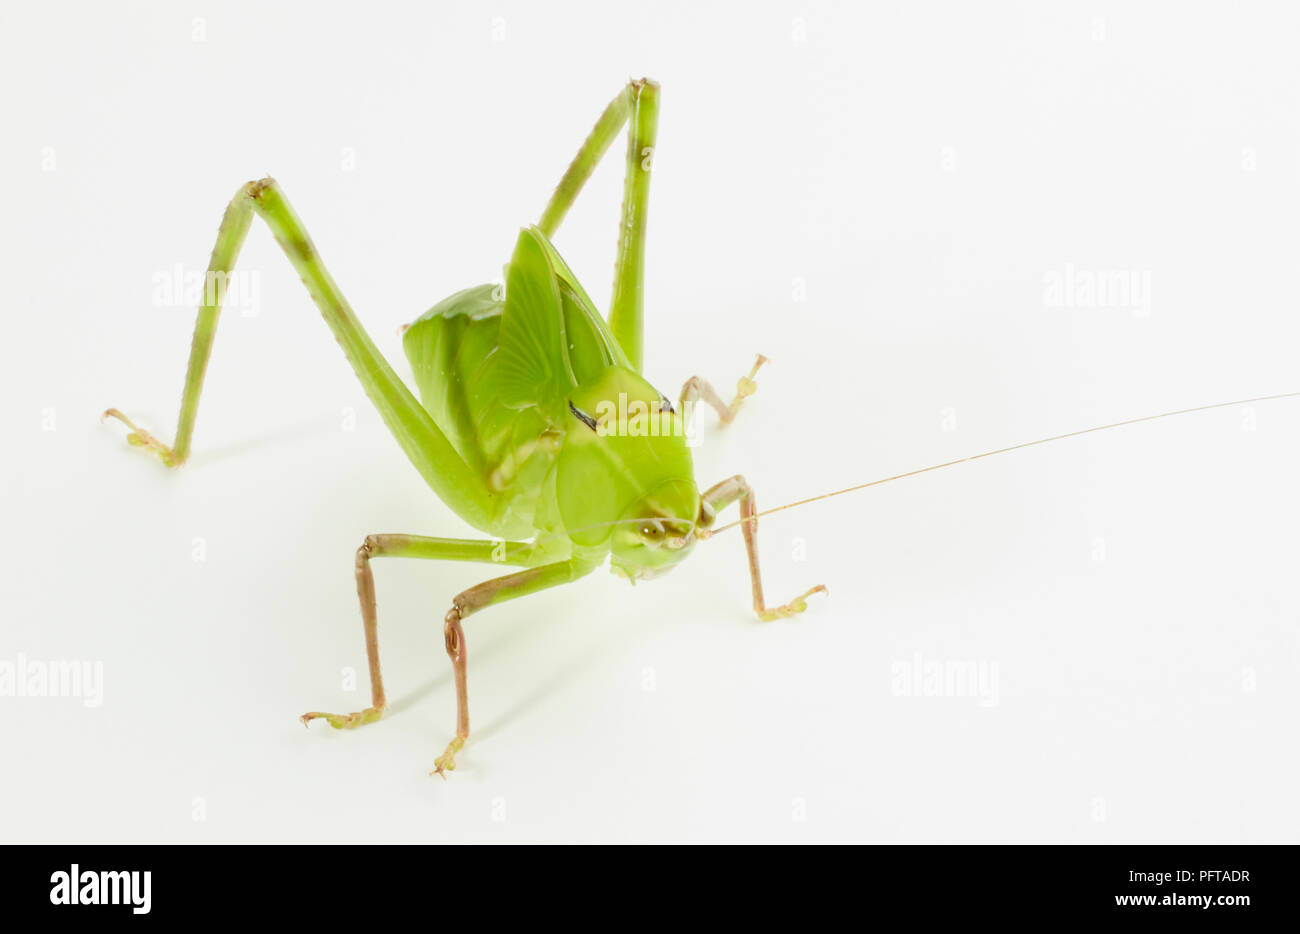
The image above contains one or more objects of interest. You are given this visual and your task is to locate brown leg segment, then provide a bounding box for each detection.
[300,534,539,731]
[699,475,827,622]
[680,354,768,426]
[432,558,598,777]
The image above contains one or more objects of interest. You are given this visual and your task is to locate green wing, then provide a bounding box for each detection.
[496,225,633,418]
[536,234,633,383]
[496,227,574,417]
[401,283,503,473]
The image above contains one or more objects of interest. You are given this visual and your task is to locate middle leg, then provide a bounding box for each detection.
[300,534,541,729]
[432,557,598,777]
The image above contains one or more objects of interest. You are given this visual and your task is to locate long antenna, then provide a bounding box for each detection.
[704,391,1300,538]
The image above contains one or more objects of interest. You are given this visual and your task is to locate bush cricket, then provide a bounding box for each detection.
[104,78,1298,777]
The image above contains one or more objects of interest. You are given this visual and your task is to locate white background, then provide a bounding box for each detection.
[2,1,1298,843]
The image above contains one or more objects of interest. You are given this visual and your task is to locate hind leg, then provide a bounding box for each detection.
[536,78,660,371]
[104,178,496,529]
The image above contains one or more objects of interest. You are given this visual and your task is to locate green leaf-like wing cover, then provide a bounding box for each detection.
[534,233,633,381]
[495,227,575,417]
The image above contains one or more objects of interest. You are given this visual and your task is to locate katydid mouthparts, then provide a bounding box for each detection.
[103,78,1299,778]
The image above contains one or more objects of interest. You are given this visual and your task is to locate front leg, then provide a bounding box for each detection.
[680,354,769,427]
[434,558,598,778]
[699,475,826,621]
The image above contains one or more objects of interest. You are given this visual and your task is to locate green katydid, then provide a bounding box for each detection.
[104,78,824,777]
[104,78,1299,779]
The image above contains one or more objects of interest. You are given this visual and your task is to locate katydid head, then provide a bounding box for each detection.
[555,365,702,580]
[608,477,701,582]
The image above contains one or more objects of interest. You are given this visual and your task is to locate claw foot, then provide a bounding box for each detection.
[102,408,180,467]
[758,584,828,621]
[431,736,466,779]
[300,706,386,730]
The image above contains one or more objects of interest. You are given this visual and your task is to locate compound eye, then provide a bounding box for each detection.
[658,394,675,415]
[639,519,665,540]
